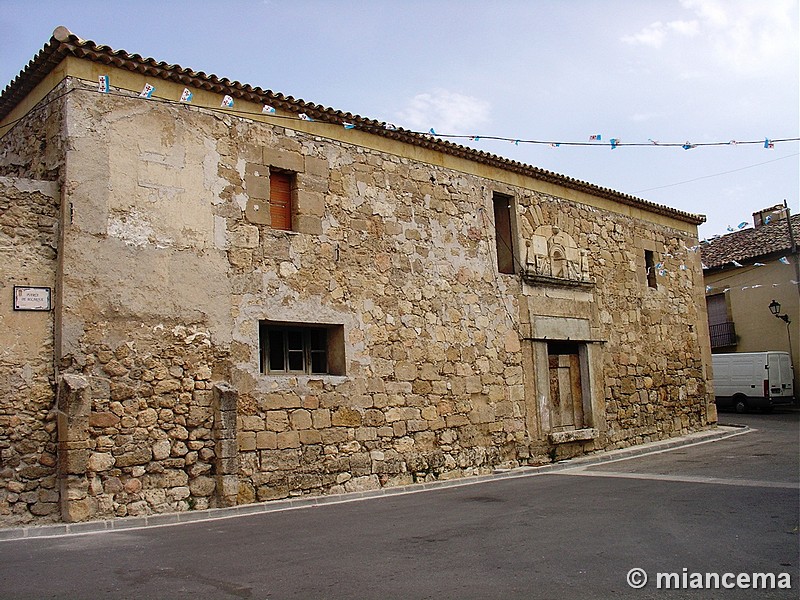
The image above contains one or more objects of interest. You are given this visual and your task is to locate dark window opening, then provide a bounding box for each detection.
[644,250,658,288]
[493,193,515,274]
[270,171,294,231]
[706,294,736,348]
[547,340,581,355]
[260,322,345,375]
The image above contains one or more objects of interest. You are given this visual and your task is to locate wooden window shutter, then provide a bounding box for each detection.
[492,193,514,274]
[270,171,293,230]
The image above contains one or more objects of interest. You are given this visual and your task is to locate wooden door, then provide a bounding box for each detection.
[548,353,584,430]
[270,171,292,231]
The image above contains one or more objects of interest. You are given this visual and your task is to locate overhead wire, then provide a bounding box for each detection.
[4,77,796,154]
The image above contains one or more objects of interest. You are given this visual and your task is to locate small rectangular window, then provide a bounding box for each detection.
[270,171,293,231]
[493,193,515,274]
[260,322,344,375]
[644,250,658,288]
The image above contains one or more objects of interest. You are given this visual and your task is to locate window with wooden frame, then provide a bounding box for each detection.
[259,322,345,375]
[269,170,294,231]
[493,192,515,274]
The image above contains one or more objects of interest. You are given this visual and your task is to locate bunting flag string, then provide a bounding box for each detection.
[726,222,748,232]
[138,83,155,99]
[652,236,793,276]
[81,76,798,153]
[705,280,799,294]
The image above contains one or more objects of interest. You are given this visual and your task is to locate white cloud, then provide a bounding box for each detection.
[629,112,663,123]
[396,89,491,134]
[621,20,699,48]
[682,0,798,74]
[621,0,798,75]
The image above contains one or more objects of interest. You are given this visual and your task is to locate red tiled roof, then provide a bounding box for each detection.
[1,26,706,226]
[701,213,800,270]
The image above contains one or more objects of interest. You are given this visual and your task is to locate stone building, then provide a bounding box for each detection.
[0,27,716,526]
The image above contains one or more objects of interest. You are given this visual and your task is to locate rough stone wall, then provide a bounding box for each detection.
[0,177,60,525]
[538,202,710,447]
[0,84,66,181]
[0,78,713,524]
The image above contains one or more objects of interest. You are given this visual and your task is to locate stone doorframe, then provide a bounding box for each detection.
[521,316,607,447]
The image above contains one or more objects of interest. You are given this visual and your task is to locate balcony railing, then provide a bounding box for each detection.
[709,321,736,348]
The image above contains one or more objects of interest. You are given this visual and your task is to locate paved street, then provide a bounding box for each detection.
[1,408,797,599]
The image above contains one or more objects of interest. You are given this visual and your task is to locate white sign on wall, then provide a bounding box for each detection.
[13,286,52,311]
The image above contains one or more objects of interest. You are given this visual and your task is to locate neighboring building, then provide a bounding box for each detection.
[702,205,800,396]
[0,27,715,526]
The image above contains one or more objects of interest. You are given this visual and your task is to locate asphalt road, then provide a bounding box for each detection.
[1,408,797,600]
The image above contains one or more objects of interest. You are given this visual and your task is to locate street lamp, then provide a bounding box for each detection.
[769,299,791,324]
[769,300,793,358]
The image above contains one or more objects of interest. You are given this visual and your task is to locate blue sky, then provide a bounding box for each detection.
[1,0,797,237]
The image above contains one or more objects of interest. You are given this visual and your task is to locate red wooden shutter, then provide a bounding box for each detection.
[270,172,292,230]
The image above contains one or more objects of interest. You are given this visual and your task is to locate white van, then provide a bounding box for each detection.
[711,352,795,412]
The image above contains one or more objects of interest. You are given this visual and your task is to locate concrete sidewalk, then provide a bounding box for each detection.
[0,424,747,541]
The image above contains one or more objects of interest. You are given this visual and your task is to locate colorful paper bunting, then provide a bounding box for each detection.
[98,75,109,94]
[221,95,234,108]
[180,88,193,103]
[139,83,155,99]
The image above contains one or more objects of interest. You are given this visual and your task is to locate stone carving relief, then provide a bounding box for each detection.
[524,225,591,286]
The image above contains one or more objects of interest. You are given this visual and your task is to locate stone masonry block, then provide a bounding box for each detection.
[217,475,239,500]
[304,156,329,178]
[230,225,260,249]
[57,374,91,416]
[262,148,304,173]
[331,407,362,427]
[245,174,269,200]
[246,197,271,225]
[217,457,239,475]
[238,432,257,451]
[256,430,277,449]
[295,189,325,217]
[277,431,301,449]
[57,413,89,442]
[213,382,239,413]
[216,438,238,459]
[293,215,323,235]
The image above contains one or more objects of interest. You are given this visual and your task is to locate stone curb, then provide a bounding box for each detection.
[0,425,747,542]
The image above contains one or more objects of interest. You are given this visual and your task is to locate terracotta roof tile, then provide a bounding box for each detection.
[1,27,706,226]
[700,213,799,269]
